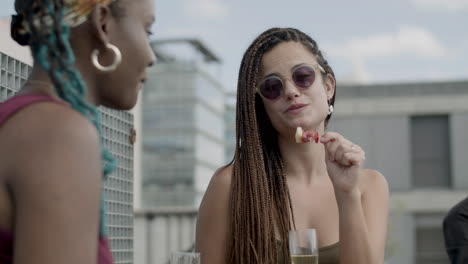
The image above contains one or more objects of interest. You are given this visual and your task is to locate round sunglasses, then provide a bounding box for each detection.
[256,64,326,100]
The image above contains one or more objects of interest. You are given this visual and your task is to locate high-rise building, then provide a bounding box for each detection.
[142,39,225,208]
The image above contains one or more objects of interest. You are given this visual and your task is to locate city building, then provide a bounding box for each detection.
[330,80,468,264]
[142,39,225,208]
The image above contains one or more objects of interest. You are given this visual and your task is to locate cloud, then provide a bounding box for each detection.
[339,58,372,85]
[327,25,446,60]
[184,0,229,20]
[157,26,206,39]
[412,0,468,11]
[325,26,447,83]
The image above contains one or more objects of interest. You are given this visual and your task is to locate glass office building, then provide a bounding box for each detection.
[142,39,225,208]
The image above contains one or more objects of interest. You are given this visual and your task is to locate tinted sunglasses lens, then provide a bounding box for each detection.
[259,78,283,100]
[293,66,316,88]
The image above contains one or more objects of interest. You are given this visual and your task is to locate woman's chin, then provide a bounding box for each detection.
[289,120,322,132]
[288,119,310,129]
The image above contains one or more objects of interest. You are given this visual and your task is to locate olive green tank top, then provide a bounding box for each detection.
[278,242,340,264]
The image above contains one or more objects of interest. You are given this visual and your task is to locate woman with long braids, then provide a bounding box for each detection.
[196,28,389,264]
[0,0,155,263]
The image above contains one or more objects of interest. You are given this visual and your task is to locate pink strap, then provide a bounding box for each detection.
[0,94,65,127]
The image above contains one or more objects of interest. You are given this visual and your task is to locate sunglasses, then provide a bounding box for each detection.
[256,64,326,100]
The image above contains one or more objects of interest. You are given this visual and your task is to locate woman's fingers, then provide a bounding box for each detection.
[321,132,364,167]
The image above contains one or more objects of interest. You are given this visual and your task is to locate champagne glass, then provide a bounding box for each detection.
[289,229,318,264]
[170,252,200,264]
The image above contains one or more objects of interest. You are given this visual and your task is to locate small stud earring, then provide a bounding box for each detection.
[328,104,334,115]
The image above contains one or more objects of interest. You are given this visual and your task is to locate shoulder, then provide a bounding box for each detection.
[444,196,468,226]
[209,164,234,190]
[196,164,233,235]
[197,164,233,220]
[360,169,389,198]
[6,102,104,264]
[3,101,101,182]
[196,165,233,264]
[199,164,233,209]
[443,197,468,246]
[6,101,99,151]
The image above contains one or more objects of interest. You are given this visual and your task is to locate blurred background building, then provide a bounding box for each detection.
[141,39,225,208]
[135,39,226,264]
[328,81,468,264]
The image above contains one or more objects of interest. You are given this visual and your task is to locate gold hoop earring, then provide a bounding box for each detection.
[91,43,122,72]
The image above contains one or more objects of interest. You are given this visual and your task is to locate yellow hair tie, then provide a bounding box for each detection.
[64,0,115,27]
[68,0,114,17]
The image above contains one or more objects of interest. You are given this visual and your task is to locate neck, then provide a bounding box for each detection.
[278,125,328,185]
[20,63,99,106]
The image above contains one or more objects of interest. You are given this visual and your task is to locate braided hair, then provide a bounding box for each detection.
[11,0,123,236]
[228,27,336,263]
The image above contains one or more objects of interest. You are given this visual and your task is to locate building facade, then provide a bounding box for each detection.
[142,39,225,208]
[330,81,468,264]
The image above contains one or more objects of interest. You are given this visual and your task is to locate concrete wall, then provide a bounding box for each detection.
[386,211,414,264]
[330,115,411,191]
[450,113,468,190]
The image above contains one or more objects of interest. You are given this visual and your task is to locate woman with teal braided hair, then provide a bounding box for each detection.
[0,0,155,263]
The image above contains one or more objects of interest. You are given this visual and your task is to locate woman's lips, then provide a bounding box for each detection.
[286,104,307,114]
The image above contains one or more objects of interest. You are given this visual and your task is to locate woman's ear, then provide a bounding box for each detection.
[88,4,113,50]
[323,73,336,100]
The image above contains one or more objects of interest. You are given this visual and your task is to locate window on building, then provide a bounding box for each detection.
[415,214,449,264]
[411,115,451,188]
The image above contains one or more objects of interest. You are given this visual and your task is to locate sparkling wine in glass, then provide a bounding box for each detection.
[289,229,318,264]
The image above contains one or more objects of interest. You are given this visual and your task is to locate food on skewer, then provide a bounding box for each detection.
[295,127,320,144]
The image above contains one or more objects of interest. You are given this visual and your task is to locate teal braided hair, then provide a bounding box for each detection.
[12,0,122,236]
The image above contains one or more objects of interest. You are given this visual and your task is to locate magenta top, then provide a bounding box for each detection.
[0,94,114,264]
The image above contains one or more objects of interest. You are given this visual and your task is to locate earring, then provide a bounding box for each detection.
[91,43,122,72]
[328,104,334,115]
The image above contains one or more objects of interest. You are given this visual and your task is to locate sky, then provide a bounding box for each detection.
[1,0,468,91]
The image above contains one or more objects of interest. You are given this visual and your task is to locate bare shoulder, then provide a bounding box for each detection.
[14,101,98,139]
[4,102,98,158]
[360,169,389,197]
[2,101,101,183]
[208,164,234,191]
[198,164,233,211]
[195,164,233,257]
[3,102,103,263]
